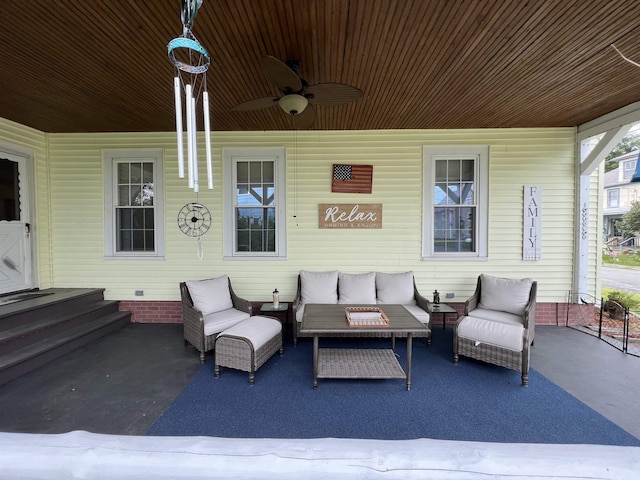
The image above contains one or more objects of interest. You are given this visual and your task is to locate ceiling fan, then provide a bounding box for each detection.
[231,55,363,129]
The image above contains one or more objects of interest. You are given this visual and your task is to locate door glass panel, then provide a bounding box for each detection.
[0,158,20,221]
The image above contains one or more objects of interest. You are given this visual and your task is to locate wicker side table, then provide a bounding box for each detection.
[214,316,283,385]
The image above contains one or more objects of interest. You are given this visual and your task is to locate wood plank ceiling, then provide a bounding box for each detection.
[2,0,640,133]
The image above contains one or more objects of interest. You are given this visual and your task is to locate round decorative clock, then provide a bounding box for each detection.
[177,203,211,237]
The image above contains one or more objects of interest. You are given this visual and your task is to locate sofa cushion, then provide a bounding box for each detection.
[203,308,250,336]
[338,272,376,304]
[300,270,339,305]
[479,274,533,316]
[457,313,524,351]
[186,276,233,315]
[376,271,416,305]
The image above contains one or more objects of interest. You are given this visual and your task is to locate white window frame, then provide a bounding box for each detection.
[607,188,620,208]
[422,145,489,260]
[223,147,287,260]
[103,148,165,259]
[623,160,636,180]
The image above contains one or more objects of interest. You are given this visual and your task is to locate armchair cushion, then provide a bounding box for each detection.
[338,272,376,304]
[376,271,417,305]
[186,276,233,315]
[457,313,524,351]
[478,274,533,316]
[300,270,339,305]
[203,308,251,336]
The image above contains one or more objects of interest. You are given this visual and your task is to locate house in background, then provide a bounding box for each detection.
[603,150,640,244]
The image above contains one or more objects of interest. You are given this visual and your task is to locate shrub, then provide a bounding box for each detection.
[607,290,640,311]
[619,201,640,238]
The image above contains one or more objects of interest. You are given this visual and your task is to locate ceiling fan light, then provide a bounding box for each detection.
[279,94,308,115]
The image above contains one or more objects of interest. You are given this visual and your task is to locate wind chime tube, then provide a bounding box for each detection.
[191,95,199,192]
[185,84,194,189]
[174,77,185,179]
[203,91,213,189]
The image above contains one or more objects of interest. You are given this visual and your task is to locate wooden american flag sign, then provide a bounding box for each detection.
[331,164,373,194]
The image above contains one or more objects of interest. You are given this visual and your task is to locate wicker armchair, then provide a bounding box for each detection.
[453,274,537,386]
[180,275,252,363]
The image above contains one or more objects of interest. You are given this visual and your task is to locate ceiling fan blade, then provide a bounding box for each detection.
[261,55,302,93]
[291,104,316,129]
[231,96,279,111]
[306,83,363,105]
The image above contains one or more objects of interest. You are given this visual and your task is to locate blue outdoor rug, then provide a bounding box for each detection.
[148,329,640,446]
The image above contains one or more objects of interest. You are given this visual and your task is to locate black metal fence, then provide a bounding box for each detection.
[566,291,640,358]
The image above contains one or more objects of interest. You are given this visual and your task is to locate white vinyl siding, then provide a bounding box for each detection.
[4,127,588,305]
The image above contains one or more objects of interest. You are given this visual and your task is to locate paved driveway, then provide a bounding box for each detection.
[602,265,640,294]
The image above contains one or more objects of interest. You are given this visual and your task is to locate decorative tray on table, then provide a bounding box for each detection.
[345,307,389,327]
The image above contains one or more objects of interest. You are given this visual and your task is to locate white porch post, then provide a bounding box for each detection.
[575,101,640,298]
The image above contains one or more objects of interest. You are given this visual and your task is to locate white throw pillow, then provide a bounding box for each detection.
[376,271,416,305]
[186,276,233,315]
[478,274,533,316]
[338,272,377,304]
[300,270,339,305]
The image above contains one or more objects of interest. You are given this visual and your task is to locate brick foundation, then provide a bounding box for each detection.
[119,301,182,324]
[441,302,564,327]
[119,301,565,326]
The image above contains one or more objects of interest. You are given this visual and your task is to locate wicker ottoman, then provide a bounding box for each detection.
[214,316,283,385]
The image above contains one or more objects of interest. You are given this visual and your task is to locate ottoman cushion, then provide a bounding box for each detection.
[218,316,282,350]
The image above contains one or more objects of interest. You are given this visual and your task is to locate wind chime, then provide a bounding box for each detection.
[168,0,212,256]
[167,0,213,192]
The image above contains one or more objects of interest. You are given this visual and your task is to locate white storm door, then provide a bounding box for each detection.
[0,152,33,294]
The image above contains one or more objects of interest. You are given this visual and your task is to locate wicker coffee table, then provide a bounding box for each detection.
[299,304,429,391]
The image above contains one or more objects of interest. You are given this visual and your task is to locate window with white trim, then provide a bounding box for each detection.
[223,147,287,259]
[423,145,489,259]
[103,149,164,258]
[607,188,620,208]
[623,159,637,180]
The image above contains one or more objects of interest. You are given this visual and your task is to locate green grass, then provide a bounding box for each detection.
[602,251,640,267]
[602,251,640,313]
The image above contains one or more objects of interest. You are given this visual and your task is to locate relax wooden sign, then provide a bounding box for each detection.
[318,203,382,229]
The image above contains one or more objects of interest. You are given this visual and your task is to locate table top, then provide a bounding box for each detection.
[430,303,457,314]
[260,302,289,312]
[300,304,428,334]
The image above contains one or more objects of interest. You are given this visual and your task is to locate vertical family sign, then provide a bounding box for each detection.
[523,185,541,260]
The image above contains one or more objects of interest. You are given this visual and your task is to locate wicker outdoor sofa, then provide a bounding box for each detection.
[292,270,432,345]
